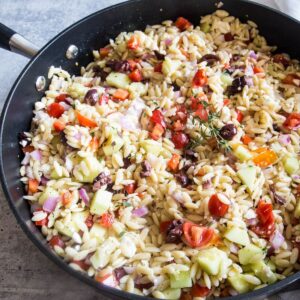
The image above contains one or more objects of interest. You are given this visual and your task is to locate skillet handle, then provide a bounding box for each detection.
[0,23,39,58]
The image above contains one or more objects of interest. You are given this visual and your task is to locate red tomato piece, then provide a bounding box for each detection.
[208,194,229,217]
[167,153,181,171]
[150,109,166,128]
[124,183,136,194]
[283,113,300,130]
[47,103,65,118]
[194,104,209,121]
[174,104,188,123]
[160,220,172,233]
[55,93,68,103]
[99,47,111,57]
[127,59,138,71]
[99,213,114,228]
[236,109,244,123]
[173,120,185,131]
[129,69,143,82]
[72,260,89,271]
[149,123,165,140]
[77,112,98,128]
[191,284,211,297]
[223,98,231,106]
[251,200,275,238]
[95,273,117,287]
[99,93,109,105]
[175,17,192,31]
[282,73,300,86]
[171,131,189,149]
[85,214,94,228]
[53,120,66,132]
[35,217,48,227]
[127,35,140,50]
[192,69,208,87]
[183,222,214,248]
[49,235,65,249]
[154,62,163,73]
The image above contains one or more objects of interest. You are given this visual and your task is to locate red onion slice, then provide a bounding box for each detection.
[30,150,42,161]
[202,179,212,189]
[165,38,172,46]
[79,188,90,206]
[43,196,59,213]
[249,50,258,60]
[132,206,149,217]
[245,218,258,226]
[270,230,285,250]
[40,176,49,186]
[278,134,291,145]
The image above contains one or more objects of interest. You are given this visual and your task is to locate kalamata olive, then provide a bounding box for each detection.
[199,54,220,66]
[106,60,130,73]
[224,33,234,41]
[227,76,247,96]
[92,65,108,80]
[140,161,152,178]
[154,50,165,60]
[174,171,192,187]
[84,89,99,106]
[219,124,237,140]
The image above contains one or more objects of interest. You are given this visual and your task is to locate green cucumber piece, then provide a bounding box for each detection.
[228,274,253,294]
[106,72,131,89]
[170,271,192,289]
[234,145,253,162]
[224,227,250,246]
[38,187,59,205]
[197,247,224,275]
[140,139,162,156]
[237,166,257,193]
[251,261,277,284]
[90,190,112,215]
[238,244,265,265]
[162,58,181,76]
[89,223,108,244]
[283,155,299,175]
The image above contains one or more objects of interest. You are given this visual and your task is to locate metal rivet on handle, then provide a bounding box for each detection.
[35,76,46,91]
[66,45,79,59]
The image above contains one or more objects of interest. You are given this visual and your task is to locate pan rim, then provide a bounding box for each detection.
[0,0,299,299]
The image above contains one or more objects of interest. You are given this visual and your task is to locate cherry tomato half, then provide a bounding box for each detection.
[208,194,229,217]
[99,213,114,228]
[150,109,166,128]
[183,222,214,248]
[47,103,65,118]
[191,284,211,297]
[171,131,189,149]
[192,69,208,87]
[49,235,65,249]
[283,113,300,130]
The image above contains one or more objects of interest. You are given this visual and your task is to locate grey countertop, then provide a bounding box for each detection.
[0,0,299,300]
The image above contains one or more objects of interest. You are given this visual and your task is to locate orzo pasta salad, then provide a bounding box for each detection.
[19,10,300,299]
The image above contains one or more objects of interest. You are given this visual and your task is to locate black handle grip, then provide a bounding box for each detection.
[0,23,16,51]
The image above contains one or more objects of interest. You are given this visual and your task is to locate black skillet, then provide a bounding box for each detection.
[0,0,299,299]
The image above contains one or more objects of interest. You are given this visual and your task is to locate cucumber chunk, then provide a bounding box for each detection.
[103,133,124,156]
[237,166,257,193]
[89,223,108,244]
[197,247,229,275]
[74,155,102,183]
[170,271,192,289]
[228,274,253,294]
[162,58,181,76]
[251,261,277,284]
[283,155,299,175]
[220,73,233,88]
[90,190,112,215]
[140,139,162,156]
[71,210,89,231]
[238,244,265,265]
[128,82,147,97]
[224,227,250,246]
[38,187,59,205]
[234,145,253,162]
[106,72,131,89]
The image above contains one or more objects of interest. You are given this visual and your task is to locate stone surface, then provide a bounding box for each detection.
[0,0,299,299]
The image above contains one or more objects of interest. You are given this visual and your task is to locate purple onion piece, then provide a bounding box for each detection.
[270,230,285,250]
[30,150,42,161]
[43,196,59,212]
[202,179,212,190]
[21,152,31,165]
[40,176,49,186]
[79,188,90,206]
[132,206,149,217]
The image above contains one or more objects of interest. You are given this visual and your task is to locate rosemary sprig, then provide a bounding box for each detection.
[189,107,231,152]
